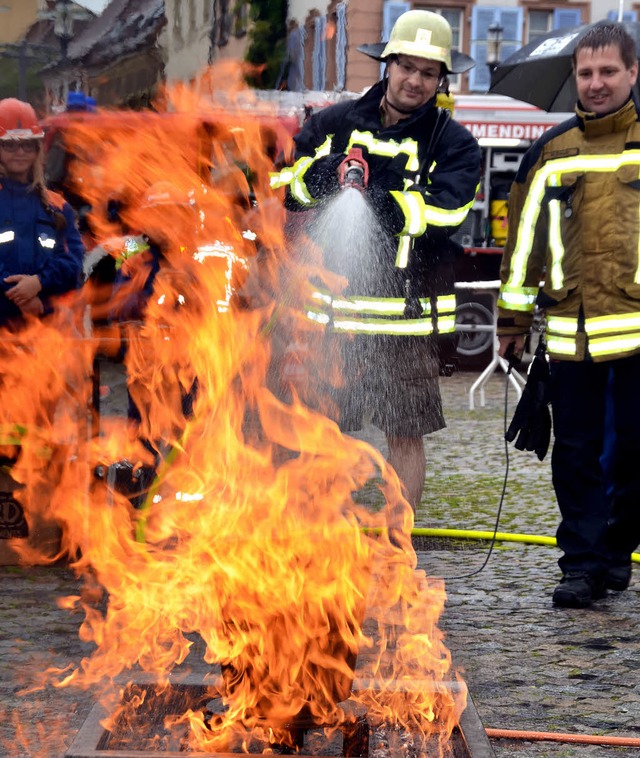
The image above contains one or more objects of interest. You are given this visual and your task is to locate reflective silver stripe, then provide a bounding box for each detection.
[310,291,454,318]
[497,286,538,312]
[390,190,427,236]
[0,230,15,244]
[546,336,577,356]
[269,168,294,189]
[585,312,640,335]
[589,332,640,356]
[546,315,578,335]
[332,317,435,335]
[547,177,565,290]
[396,235,412,268]
[290,136,334,206]
[38,236,56,249]
[424,194,476,228]
[345,130,420,172]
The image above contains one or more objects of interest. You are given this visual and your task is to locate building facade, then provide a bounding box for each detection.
[287,0,640,94]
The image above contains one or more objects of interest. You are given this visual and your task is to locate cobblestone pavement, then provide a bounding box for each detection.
[1,364,639,757]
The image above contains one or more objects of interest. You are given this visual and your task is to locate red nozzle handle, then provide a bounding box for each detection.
[338,147,369,187]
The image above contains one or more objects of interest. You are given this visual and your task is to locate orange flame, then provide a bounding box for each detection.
[2,61,465,755]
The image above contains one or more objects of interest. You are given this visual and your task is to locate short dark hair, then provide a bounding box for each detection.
[572,22,637,70]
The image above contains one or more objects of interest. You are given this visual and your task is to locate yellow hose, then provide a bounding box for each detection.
[411,527,640,563]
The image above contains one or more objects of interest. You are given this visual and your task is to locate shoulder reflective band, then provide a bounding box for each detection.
[0,230,15,244]
[507,149,640,290]
[497,284,538,312]
[345,130,420,172]
[38,235,56,249]
[271,136,334,206]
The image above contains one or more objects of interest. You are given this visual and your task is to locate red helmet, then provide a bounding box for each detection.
[0,98,44,140]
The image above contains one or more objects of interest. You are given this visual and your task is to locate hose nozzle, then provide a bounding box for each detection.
[338,147,369,191]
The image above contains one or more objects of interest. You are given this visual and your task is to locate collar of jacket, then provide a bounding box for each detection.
[575,96,638,138]
[353,79,438,130]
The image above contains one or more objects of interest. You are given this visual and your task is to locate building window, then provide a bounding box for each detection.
[470,7,523,92]
[527,10,553,42]
[527,8,583,43]
[418,7,464,90]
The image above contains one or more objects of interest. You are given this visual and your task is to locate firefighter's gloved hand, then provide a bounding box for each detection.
[303,153,346,200]
[505,342,551,461]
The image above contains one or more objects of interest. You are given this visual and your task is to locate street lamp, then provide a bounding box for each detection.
[487,21,504,77]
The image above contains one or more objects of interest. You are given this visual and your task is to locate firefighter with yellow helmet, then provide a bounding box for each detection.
[271,11,481,513]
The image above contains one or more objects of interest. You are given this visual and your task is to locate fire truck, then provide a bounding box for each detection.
[451,94,571,367]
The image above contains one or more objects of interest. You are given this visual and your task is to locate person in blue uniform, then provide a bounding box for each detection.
[0,98,84,328]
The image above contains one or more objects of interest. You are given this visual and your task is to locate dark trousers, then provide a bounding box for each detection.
[550,354,640,578]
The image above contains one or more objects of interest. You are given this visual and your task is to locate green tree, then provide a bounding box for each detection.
[244,0,288,89]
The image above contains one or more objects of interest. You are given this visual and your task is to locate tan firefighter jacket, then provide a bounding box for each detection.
[498,97,640,361]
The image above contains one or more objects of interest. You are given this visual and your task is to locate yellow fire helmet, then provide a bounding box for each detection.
[381,10,453,73]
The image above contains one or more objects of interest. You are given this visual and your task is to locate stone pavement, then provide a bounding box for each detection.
[1,365,639,757]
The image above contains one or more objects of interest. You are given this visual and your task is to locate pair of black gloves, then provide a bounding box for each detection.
[505,338,551,461]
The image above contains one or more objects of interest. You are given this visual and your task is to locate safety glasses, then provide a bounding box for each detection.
[0,139,40,153]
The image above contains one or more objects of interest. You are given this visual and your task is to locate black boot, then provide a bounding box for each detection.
[552,572,606,608]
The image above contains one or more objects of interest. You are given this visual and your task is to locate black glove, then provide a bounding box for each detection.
[505,342,551,461]
[303,152,345,200]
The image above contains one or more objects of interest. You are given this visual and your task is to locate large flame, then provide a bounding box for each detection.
[2,61,465,755]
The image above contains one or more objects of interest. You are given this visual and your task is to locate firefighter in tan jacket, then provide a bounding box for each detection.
[498,22,640,608]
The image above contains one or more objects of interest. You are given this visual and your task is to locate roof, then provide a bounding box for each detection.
[66,0,165,68]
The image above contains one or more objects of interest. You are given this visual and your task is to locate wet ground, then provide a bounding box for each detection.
[1,363,639,757]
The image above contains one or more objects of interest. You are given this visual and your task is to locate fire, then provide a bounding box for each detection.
[2,61,465,755]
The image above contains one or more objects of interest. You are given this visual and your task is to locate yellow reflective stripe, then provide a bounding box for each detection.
[0,230,15,244]
[589,332,640,357]
[546,336,578,356]
[437,315,457,333]
[289,156,315,205]
[509,149,640,289]
[585,312,640,335]
[396,235,412,268]
[311,292,433,316]
[547,315,578,335]
[269,168,294,189]
[497,285,538,312]
[288,136,334,206]
[390,190,427,236]
[424,194,476,228]
[437,294,456,313]
[332,317,435,336]
[346,130,420,172]
[547,176,565,290]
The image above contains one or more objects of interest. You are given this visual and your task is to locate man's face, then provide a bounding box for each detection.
[386,54,441,111]
[575,44,638,114]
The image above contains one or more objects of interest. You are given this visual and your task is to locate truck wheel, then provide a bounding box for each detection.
[455,301,494,366]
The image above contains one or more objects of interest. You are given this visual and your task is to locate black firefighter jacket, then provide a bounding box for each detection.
[270,80,481,339]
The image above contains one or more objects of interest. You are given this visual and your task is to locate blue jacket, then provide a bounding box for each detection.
[0,178,84,324]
